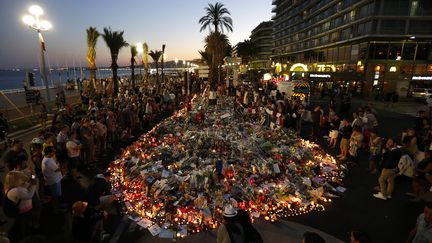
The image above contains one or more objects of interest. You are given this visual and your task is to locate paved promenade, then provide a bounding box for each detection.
[0,88,80,121]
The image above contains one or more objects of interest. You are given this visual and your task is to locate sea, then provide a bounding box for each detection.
[0,68,140,91]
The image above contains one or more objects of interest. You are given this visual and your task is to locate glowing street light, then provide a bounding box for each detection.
[22,4,52,111]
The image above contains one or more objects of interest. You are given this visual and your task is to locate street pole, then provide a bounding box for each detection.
[38,31,51,111]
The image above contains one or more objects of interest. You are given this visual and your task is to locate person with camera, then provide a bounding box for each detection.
[3,169,37,241]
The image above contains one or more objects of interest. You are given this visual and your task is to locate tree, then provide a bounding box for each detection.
[148,50,162,83]
[130,46,137,88]
[199,2,233,33]
[205,32,230,88]
[86,27,100,93]
[101,27,128,96]
[143,42,149,76]
[236,39,256,64]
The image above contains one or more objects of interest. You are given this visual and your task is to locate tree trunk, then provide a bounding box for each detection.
[89,68,97,94]
[112,56,119,97]
[131,57,135,88]
[155,62,159,83]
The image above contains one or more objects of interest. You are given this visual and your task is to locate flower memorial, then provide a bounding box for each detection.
[108,93,344,239]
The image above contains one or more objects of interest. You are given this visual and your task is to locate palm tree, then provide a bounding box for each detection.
[101,27,128,96]
[236,39,256,64]
[199,2,233,33]
[143,42,149,76]
[86,27,100,93]
[148,50,162,83]
[130,46,137,88]
[205,32,230,88]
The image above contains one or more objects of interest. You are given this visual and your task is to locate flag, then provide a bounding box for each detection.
[38,32,46,52]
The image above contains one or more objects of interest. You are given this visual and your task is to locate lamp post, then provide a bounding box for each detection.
[22,5,52,111]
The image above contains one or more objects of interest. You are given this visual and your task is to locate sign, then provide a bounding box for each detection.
[412,76,432,81]
[290,63,308,72]
[309,74,331,78]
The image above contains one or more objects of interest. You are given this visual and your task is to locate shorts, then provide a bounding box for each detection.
[340,138,349,150]
[48,182,62,198]
[329,130,339,139]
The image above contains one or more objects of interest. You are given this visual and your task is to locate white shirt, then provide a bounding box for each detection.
[57,131,68,145]
[42,157,62,185]
[7,185,36,213]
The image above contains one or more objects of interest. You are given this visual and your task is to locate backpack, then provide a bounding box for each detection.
[3,188,21,218]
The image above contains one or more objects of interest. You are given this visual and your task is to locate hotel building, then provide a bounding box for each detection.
[272,0,432,96]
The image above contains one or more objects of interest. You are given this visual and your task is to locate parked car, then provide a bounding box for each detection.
[412,88,432,100]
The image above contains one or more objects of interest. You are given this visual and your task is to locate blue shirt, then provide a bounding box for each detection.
[413,213,432,243]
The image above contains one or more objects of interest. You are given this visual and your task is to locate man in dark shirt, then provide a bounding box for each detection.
[373,138,402,200]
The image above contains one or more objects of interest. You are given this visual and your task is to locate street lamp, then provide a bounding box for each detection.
[22,5,52,111]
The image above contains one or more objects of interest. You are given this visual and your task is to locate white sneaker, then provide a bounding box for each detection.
[373,192,387,200]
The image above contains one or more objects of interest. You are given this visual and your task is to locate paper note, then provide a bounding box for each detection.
[221,113,231,119]
[162,170,170,178]
[148,224,162,236]
[137,218,153,228]
[179,225,187,238]
[159,229,175,238]
[273,163,281,174]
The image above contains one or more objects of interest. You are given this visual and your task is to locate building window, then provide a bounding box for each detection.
[380,20,405,34]
[330,31,340,42]
[382,0,409,15]
[357,21,372,35]
[388,43,402,60]
[402,43,416,60]
[410,1,419,16]
[341,28,352,40]
[409,21,432,35]
[370,43,389,59]
[416,43,431,60]
[351,44,359,61]
[359,3,374,18]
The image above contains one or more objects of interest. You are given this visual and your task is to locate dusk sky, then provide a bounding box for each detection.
[0,0,272,69]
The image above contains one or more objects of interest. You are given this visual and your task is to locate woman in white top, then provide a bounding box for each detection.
[4,170,36,238]
[42,146,63,212]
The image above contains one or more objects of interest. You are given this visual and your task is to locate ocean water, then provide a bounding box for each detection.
[0,68,138,90]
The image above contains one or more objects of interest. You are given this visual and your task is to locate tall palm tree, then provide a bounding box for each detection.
[199,2,233,33]
[148,50,162,83]
[86,27,100,93]
[101,27,128,96]
[142,42,149,76]
[205,32,230,88]
[130,46,137,88]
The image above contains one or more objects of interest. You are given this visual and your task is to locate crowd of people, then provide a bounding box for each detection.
[231,82,432,243]
[0,77,190,242]
[0,77,431,242]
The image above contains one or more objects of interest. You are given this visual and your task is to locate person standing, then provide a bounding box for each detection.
[407,202,432,243]
[4,171,36,241]
[373,138,402,200]
[41,146,62,211]
[338,119,352,161]
[217,204,245,243]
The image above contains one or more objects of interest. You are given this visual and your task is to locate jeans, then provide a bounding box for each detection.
[379,168,397,197]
